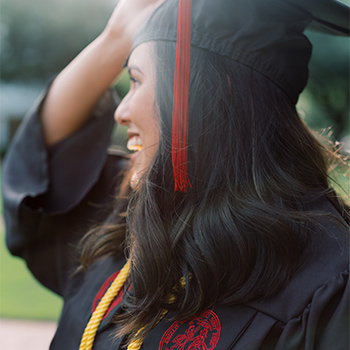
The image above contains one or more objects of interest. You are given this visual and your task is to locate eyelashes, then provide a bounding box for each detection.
[130,76,141,87]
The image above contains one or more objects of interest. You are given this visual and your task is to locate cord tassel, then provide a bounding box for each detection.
[172,0,192,192]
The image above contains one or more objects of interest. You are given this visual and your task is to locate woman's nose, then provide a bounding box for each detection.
[114,96,130,126]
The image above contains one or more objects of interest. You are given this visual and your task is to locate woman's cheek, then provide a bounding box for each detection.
[130,171,140,190]
[129,152,147,190]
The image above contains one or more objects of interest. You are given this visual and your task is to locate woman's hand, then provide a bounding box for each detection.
[105,0,164,54]
[41,0,164,146]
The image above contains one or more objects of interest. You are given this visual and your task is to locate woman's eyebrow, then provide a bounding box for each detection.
[128,65,144,75]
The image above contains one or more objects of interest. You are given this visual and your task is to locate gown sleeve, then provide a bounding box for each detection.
[274,269,349,350]
[243,202,350,350]
[2,82,128,296]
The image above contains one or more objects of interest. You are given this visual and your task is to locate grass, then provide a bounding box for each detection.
[0,231,63,320]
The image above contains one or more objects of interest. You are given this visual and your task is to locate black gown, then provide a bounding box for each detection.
[2,86,349,349]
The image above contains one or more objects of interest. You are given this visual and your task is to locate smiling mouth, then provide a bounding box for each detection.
[127,135,143,151]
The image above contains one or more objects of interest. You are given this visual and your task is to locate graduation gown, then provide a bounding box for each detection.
[2,86,349,350]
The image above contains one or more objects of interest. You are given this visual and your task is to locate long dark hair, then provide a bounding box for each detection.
[81,41,349,342]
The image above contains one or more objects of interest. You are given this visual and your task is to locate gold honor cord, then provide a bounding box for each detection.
[79,261,130,350]
[79,261,186,350]
[127,277,187,349]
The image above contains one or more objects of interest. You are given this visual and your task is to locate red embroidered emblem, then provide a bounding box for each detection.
[159,310,221,350]
[92,271,123,319]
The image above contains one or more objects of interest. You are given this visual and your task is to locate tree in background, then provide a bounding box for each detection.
[1,0,113,82]
[300,32,349,143]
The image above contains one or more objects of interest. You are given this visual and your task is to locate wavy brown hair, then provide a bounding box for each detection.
[79,42,349,344]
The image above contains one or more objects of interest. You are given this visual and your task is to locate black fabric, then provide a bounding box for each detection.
[132,0,349,103]
[2,88,349,349]
[2,85,128,294]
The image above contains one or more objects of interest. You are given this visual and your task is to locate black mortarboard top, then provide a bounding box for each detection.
[132,0,350,192]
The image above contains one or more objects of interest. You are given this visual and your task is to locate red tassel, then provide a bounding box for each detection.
[172,0,192,192]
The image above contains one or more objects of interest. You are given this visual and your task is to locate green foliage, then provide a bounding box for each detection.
[299,31,350,141]
[330,168,350,203]
[1,0,113,82]
[114,69,131,100]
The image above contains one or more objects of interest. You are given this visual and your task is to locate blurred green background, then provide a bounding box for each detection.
[0,0,349,321]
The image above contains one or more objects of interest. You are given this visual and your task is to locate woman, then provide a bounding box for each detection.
[3,0,349,349]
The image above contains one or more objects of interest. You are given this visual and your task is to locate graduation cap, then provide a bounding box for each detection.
[132,0,349,192]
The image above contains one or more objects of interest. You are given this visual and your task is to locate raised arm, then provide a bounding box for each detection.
[41,0,164,146]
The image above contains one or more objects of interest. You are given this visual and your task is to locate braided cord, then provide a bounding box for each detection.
[127,279,184,349]
[79,260,130,350]
[79,260,186,350]
[127,308,170,350]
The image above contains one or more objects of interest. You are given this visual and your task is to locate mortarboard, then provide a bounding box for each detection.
[132,0,350,192]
